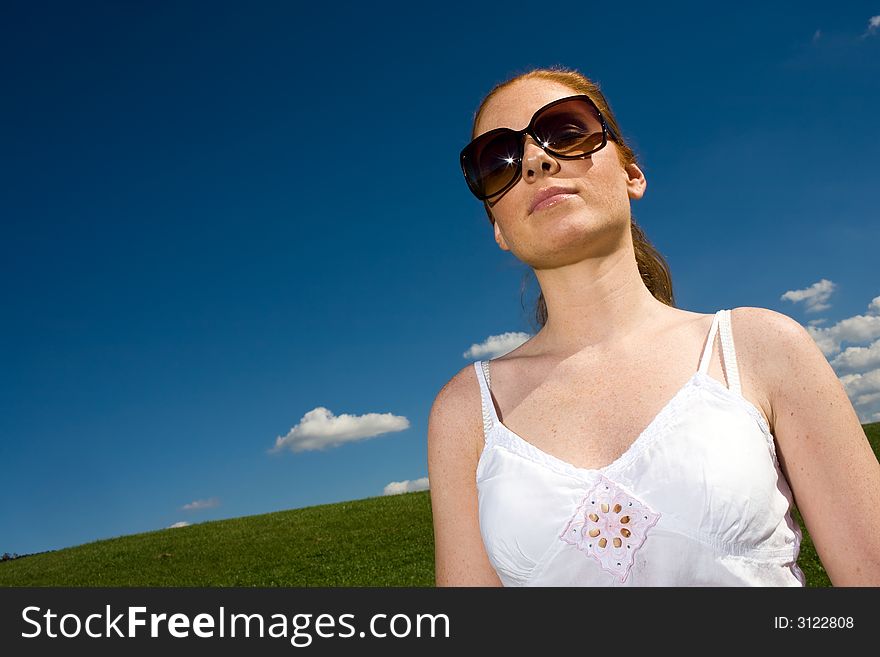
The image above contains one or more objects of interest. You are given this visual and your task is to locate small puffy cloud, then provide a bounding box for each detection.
[780,278,836,313]
[181,497,219,511]
[866,15,880,36]
[383,477,430,496]
[270,407,410,454]
[168,521,190,529]
[463,331,532,360]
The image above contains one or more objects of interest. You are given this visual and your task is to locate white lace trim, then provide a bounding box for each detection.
[480,368,778,473]
[490,372,701,481]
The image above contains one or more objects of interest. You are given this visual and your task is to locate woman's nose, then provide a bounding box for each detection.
[522,135,559,180]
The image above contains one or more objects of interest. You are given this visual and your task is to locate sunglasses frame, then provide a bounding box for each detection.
[460,94,620,201]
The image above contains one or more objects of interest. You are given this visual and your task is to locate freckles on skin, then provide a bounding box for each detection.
[494,141,633,228]
[496,206,626,270]
[496,162,631,242]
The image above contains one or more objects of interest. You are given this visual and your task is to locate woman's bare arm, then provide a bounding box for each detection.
[742,307,880,586]
[427,365,503,586]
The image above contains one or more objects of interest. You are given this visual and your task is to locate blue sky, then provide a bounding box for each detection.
[2,1,879,556]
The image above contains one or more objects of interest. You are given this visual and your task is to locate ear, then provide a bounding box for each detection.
[492,218,511,251]
[624,162,647,200]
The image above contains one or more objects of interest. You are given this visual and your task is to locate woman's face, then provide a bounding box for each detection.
[474,79,646,265]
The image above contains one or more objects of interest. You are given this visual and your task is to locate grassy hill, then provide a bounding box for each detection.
[2,421,878,587]
[0,491,435,586]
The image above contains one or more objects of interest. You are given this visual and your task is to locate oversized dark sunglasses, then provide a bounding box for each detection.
[460,95,620,201]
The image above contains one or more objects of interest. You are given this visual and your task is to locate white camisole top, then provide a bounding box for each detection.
[474,309,806,586]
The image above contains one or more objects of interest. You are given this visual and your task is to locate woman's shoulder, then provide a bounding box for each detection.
[427,361,487,463]
[727,306,812,362]
[726,306,820,430]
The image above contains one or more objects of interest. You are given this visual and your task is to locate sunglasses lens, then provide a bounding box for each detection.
[533,98,605,156]
[462,131,521,199]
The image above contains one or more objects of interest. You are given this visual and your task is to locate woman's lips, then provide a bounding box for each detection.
[532,193,578,212]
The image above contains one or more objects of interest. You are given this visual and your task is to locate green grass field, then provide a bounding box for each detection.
[2,422,877,587]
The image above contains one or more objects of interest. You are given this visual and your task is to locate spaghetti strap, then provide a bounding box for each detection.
[717,308,742,396]
[697,311,722,375]
[473,360,496,437]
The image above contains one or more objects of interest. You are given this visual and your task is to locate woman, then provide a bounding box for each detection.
[427,66,880,586]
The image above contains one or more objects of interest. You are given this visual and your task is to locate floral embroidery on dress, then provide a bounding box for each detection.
[559,474,661,583]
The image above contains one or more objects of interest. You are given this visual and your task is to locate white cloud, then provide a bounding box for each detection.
[812,29,821,43]
[383,477,430,496]
[463,331,532,360]
[805,313,880,357]
[181,497,219,511]
[269,407,410,454]
[852,389,880,410]
[168,521,190,529]
[830,339,880,374]
[780,278,836,313]
[862,15,880,38]
[839,369,880,423]
[802,295,880,423]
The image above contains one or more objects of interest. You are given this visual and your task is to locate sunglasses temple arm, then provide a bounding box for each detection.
[605,121,620,144]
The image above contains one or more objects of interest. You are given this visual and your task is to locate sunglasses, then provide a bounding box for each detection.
[460,95,619,201]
